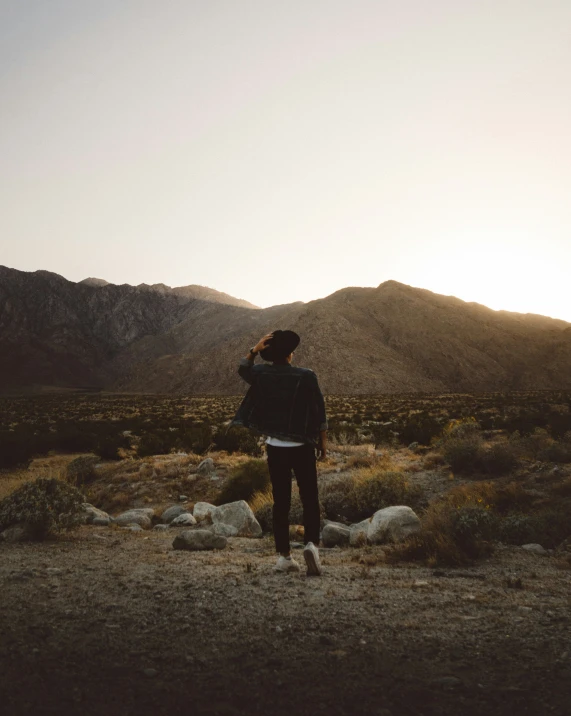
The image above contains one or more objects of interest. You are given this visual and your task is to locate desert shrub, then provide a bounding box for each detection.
[389,502,496,567]
[320,469,423,523]
[440,420,518,475]
[537,442,571,464]
[249,486,307,533]
[0,477,84,540]
[398,412,442,446]
[177,423,213,454]
[212,426,262,456]
[66,456,99,486]
[499,511,570,548]
[137,432,173,457]
[478,442,520,475]
[96,433,127,460]
[547,413,571,439]
[0,430,33,469]
[216,459,270,505]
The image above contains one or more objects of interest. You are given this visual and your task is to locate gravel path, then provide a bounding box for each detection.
[1,528,570,716]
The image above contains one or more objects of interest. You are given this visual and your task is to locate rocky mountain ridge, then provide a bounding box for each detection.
[1,265,571,395]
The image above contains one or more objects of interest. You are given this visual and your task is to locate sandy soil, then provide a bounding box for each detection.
[1,528,570,716]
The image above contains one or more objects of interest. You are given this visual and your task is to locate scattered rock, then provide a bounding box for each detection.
[143,668,158,678]
[170,513,197,527]
[322,522,350,547]
[1,524,33,542]
[153,524,169,532]
[349,519,371,547]
[367,506,421,544]
[114,510,153,529]
[161,505,190,524]
[178,495,188,502]
[430,676,462,688]
[82,503,112,527]
[211,523,239,538]
[522,544,547,555]
[211,501,262,538]
[197,458,215,476]
[408,442,419,450]
[172,529,227,551]
[123,524,144,532]
[193,502,217,523]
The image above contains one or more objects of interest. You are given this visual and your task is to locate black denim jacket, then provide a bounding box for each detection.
[231,358,328,445]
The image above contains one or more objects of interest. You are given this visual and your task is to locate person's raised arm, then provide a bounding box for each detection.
[237,333,274,385]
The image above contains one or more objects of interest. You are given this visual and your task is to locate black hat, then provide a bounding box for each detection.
[260,330,300,362]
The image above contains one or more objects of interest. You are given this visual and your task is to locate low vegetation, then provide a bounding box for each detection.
[0,477,85,540]
[1,391,570,561]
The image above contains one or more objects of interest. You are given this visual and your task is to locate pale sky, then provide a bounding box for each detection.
[1,1,570,320]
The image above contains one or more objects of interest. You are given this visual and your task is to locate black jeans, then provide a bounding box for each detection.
[266,443,320,555]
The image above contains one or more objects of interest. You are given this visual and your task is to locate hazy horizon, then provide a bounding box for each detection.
[2,1,570,320]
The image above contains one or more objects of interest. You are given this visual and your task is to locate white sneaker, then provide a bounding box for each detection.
[303,542,322,576]
[273,555,301,573]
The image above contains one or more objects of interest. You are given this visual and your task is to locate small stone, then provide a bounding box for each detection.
[322,522,350,547]
[143,668,157,678]
[114,510,152,529]
[172,529,227,551]
[193,502,217,523]
[521,543,547,555]
[412,580,430,588]
[178,495,188,502]
[161,505,188,524]
[430,676,462,688]
[197,458,215,476]
[367,506,421,544]
[211,501,262,538]
[170,513,197,527]
[123,524,144,532]
[153,524,169,531]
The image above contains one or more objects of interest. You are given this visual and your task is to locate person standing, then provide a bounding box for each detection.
[232,330,328,575]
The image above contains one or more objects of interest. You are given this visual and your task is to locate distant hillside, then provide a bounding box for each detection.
[1,265,571,395]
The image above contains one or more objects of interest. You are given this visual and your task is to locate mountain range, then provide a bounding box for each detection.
[1,264,571,395]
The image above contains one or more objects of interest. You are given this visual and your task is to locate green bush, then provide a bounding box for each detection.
[177,423,213,455]
[321,469,423,523]
[440,420,519,475]
[398,412,442,446]
[213,426,262,456]
[66,456,99,486]
[499,511,571,548]
[0,477,85,540]
[216,459,270,505]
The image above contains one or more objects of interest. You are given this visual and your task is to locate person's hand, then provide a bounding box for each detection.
[253,333,274,353]
[317,444,327,461]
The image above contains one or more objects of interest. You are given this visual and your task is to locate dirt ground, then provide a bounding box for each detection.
[1,528,570,716]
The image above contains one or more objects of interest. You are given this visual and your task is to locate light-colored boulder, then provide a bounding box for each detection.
[161,505,188,524]
[349,519,371,547]
[193,502,217,523]
[196,458,215,476]
[322,522,350,547]
[170,513,197,527]
[0,525,33,543]
[211,523,239,538]
[211,500,262,537]
[522,543,547,555]
[82,503,112,527]
[367,506,421,544]
[114,510,152,529]
[172,529,227,551]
